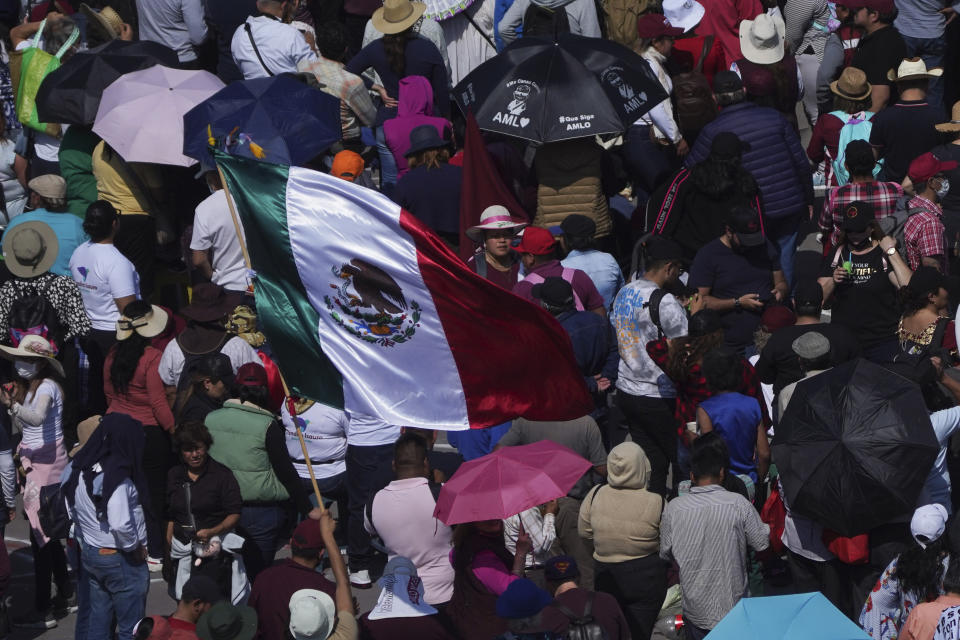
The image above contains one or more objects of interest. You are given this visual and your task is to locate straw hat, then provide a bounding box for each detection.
[116,304,169,341]
[466,205,527,243]
[2,221,59,279]
[70,415,101,458]
[371,0,426,35]
[936,100,960,133]
[888,57,943,82]
[830,66,872,101]
[0,335,64,377]
[80,3,124,40]
[739,13,785,65]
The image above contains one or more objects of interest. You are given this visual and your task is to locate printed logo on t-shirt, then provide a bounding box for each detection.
[77,266,88,281]
[286,415,323,441]
[74,266,98,291]
[849,257,878,286]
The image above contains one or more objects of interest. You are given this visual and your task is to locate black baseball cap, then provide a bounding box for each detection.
[714,70,743,94]
[840,200,874,232]
[644,236,683,262]
[793,280,824,308]
[181,575,222,604]
[531,276,575,308]
[560,214,596,239]
[727,207,765,247]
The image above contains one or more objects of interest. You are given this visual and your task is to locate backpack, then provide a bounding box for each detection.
[672,36,717,138]
[643,288,667,339]
[175,333,230,391]
[878,194,926,261]
[524,269,585,310]
[828,110,880,186]
[8,279,66,353]
[38,483,70,540]
[522,3,570,39]
[553,592,610,640]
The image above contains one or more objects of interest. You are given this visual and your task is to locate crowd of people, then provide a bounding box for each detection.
[0,0,957,638]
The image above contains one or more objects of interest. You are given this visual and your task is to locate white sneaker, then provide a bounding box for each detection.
[147,557,163,573]
[349,569,372,589]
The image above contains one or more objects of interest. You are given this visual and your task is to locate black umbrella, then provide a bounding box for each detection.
[35,40,179,125]
[772,359,938,537]
[453,34,668,144]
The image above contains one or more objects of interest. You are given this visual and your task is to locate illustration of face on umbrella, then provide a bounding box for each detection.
[772,359,938,537]
[93,66,225,167]
[183,74,342,169]
[454,33,668,144]
[433,440,593,526]
[36,41,177,126]
[705,592,870,639]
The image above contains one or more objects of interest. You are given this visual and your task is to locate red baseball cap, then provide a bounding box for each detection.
[290,519,324,551]
[636,13,684,38]
[235,363,268,387]
[512,227,556,255]
[908,152,958,184]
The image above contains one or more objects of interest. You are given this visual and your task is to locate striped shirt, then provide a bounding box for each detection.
[783,0,831,59]
[660,485,770,629]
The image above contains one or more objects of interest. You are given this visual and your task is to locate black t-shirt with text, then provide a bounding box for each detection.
[820,245,902,348]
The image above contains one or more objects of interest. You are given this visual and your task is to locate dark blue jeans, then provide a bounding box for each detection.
[346,443,395,572]
[902,34,947,110]
[79,541,148,640]
[238,504,290,582]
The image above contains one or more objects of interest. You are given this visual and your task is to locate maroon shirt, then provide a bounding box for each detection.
[513,260,605,311]
[539,588,630,640]
[358,613,458,640]
[249,559,337,640]
[466,254,520,291]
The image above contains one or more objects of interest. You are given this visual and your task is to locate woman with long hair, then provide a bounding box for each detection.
[346,8,448,194]
[103,301,173,571]
[646,309,769,477]
[174,353,234,423]
[818,202,912,363]
[392,125,462,247]
[807,67,876,187]
[861,504,951,640]
[0,335,74,628]
[448,519,531,640]
[898,266,955,360]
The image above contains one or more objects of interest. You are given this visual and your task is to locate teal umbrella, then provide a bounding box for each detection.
[706,593,870,640]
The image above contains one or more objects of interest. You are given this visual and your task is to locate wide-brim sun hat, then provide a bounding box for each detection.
[739,13,785,65]
[936,100,960,133]
[288,589,336,640]
[116,304,170,341]
[0,334,64,378]
[662,0,705,33]
[830,66,872,101]
[80,3,124,40]
[371,0,426,35]
[182,283,244,323]
[2,220,59,279]
[196,602,257,640]
[466,205,527,243]
[888,57,943,82]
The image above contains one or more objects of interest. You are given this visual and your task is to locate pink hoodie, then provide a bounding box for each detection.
[383,75,452,179]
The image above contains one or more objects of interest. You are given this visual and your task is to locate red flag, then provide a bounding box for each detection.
[458,112,528,261]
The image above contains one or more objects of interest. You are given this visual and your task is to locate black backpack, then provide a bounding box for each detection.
[8,278,66,352]
[642,289,667,339]
[175,333,230,392]
[554,592,610,640]
[522,3,570,39]
[38,483,70,540]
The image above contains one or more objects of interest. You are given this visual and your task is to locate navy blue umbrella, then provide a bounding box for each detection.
[183,74,341,169]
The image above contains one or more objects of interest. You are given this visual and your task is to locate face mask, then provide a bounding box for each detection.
[937,178,951,200]
[15,360,40,379]
[847,232,870,249]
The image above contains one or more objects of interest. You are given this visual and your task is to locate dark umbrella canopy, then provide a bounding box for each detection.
[183,74,341,169]
[772,359,938,537]
[36,39,179,126]
[454,33,668,143]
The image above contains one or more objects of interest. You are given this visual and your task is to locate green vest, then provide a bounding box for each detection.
[205,400,289,503]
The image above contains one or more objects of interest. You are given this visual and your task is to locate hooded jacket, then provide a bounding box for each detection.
[384,76,452,180]
[578,442,663,563]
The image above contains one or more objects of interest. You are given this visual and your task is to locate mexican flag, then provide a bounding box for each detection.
[215,153,593,430]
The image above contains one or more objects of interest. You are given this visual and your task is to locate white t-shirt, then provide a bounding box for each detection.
[15,42,67,163]
[345,412,402,447]
[189,190,249,292]
[157,335,260,387]
[230,15,316,80]
[69,241,140,331]
[280,400,348,480]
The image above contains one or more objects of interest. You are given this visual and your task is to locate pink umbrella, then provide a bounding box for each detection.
[433,440,593,526]
[93,65,224,167]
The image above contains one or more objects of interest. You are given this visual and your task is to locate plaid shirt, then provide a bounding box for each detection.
[904,195,948,272]
[820,180,904,246]
[646,338,770,434]
[298,57,377,140]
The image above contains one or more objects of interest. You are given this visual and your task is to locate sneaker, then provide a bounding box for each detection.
[14,609,56,630]
[51,592,78,615]
[147,556,163,573]
[349,569,372,589]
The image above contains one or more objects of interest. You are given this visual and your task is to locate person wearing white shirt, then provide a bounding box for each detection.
[230,0,317,79]
[190,175,249,294]
[504,504,558,570]
[135,0,209,64]
[64,413,149,640]
[70,201,140,414]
